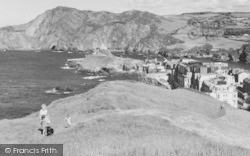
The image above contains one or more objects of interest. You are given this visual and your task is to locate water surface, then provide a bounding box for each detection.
[0,51,139,120]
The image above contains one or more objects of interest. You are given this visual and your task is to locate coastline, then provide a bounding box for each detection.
[0,49,148,120]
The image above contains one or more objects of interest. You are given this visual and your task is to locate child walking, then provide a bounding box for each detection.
[65,114,71,128]
[41,115,51,136]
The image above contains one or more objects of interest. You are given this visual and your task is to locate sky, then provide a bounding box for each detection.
[0,0,250,27]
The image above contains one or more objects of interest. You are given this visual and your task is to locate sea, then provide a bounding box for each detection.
[0,51,143,120]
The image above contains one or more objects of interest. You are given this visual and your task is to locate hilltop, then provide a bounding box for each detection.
[0,81,250,155]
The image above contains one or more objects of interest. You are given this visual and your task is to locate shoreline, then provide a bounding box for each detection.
[0,49,146,121]
[0,73,142,121]
[1,50,249,120]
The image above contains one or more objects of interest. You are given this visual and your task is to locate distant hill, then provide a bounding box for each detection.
[182,11,231,15]
[0,81,250,155]
[0,6,186,52]
[1,7,250,55]
[168,11,250,60]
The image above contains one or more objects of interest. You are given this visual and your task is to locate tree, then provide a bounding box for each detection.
[191,72,195,89]
[147,50,151,58]
[167,74,178,89]
[201,82,209,92]
[228,53,233,62]
[202,44,213,55]
[195,77,199,90]
[133,47,139,53]
[125,46,130,54]
[158,47,169,58]
[239,46,248,63]
[245,97,250,104]
[239,44,250,63]
[213,53,220,60]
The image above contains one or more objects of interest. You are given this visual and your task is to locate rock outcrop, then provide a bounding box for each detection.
[67,49,144,73]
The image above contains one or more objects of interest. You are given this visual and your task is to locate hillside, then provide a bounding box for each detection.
[0,6,185,52]
[1,8,250,56]
[0,81,250,155]
[168,12,250,51]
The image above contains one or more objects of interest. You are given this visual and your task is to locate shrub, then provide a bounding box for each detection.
[55,86,64,92]
[245,97,250,104]
[65,87,74,92]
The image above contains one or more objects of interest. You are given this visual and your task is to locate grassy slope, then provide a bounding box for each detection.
[167,13,250,51]
[0,81,250,155]
[170,27,246,51]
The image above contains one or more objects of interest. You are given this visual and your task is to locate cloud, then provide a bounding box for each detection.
[128,0,250,14]
[129,0,165,10]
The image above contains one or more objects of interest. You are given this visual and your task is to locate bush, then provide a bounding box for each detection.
[125,46,130,54]
[55,86,74,92]
[55,86,64,92]
[245,97,250,104]
[65,87,74,92]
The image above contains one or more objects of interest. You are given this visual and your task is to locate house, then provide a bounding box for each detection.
[175,61,204,88]
[181,58,199,64]
[236,86,249,107]
[202,62,229,74]
[235,72,250,84]
[209,84,238,108]
[198,74,217,91]
[212,62,228,68]
[215,66,229,75]
[243,78,250,95]
[175,63,192,88]
[156,62,167,73]
[203,62,228,69]
[163,58,180,75]
[143,64,157,73]
[202,75,238,108]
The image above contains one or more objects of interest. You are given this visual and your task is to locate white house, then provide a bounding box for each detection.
[238,72,250,84]
[203,75,238,108]
[209,84,238,108]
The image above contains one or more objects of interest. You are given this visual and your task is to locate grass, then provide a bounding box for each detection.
[1,81,250,155]
[40,115,249,156]
[170,26,246,51]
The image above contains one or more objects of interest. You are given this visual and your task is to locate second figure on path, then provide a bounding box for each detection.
[65,114,71,128]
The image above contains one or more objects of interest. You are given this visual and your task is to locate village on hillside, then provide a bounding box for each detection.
[143,57,250,110]
[64,42,250,111]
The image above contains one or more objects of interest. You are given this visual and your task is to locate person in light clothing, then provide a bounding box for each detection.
[41,115,51,136]
[39,104,48,127]
[65,114,71,128]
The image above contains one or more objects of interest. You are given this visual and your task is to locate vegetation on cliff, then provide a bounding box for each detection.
[239,44,250,64]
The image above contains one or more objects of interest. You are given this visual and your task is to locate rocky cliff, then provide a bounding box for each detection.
[0,6,185,52]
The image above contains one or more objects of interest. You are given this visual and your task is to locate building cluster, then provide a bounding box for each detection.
[142,58,250,109]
